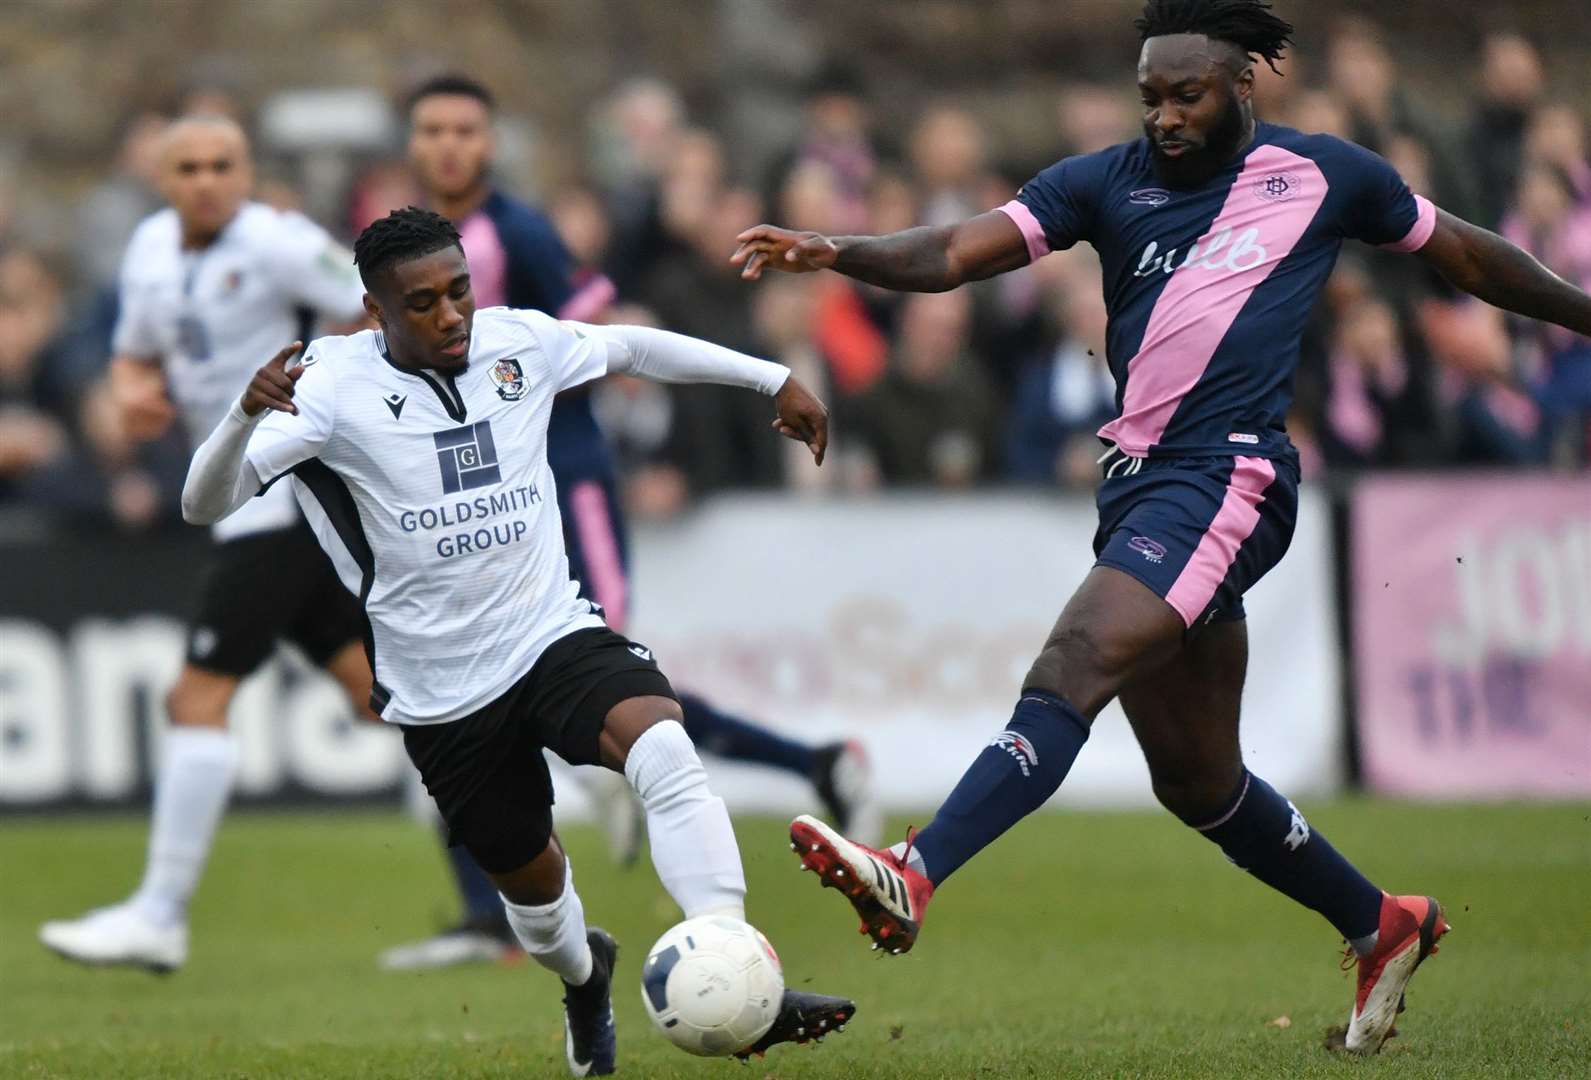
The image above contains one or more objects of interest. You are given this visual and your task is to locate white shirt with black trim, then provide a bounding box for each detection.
[114,201,367,539]
[241,307,781,725]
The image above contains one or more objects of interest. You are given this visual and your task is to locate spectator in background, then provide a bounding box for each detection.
[1005,251,1116,490]
[852,289,997,488]
[641,184,787,494]
[75,112,168,292]
[909,104,992,227]
[1284,89,1352,139]
[593,78,688,296]
[1055,83,1138,155]
[0,248,182,526]
[1327,18,1470,216]
[1501,160,1591,463]
[1524,104,1591,203]
[1465,32,1546,231]
[764,62,877,236]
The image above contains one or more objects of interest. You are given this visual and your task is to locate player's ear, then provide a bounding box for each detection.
[363,292,383,328]
[1234,64,1256,103]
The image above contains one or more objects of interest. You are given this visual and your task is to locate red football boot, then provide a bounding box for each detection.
[1344,893,1451,1054]
[789,815,934,955]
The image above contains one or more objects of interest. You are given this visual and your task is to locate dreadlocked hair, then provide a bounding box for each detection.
[352,206,462,288]
[1135,0,1295,73]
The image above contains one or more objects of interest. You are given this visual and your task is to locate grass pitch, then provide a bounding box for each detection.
[1,800,1587,1078]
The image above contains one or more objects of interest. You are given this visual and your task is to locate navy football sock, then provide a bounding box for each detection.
[912,691,1090,887]
[1191,771,1383,941]
[446,840,506,924]
[678,691,816,776]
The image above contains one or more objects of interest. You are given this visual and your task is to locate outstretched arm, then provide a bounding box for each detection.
[730,209,1031,293]
[588,323,830,464]
[1416,208,1591,337]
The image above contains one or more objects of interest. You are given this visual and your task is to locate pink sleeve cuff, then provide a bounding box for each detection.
[1380,194,1436,253]
[997,199,1051,263]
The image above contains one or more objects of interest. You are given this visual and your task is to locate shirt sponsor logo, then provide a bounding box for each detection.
[1127,535,1167,563]
[1254,171,1301,202]
[1227,432,1260,445]
[1132,227,1269,278]
[433,421,501,494]
[1129,187,1171,207]
[489,357,528,401]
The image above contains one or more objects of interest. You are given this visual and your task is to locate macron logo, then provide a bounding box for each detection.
[990,731,1039,777]
[1283,801,1311,851]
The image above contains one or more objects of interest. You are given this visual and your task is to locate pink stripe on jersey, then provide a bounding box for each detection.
[558,274,617,322]
[457,210,508,307]
[1164,455,1276,627]
[1098,145,1330,456]
[569,479,628,633]
[1379,194,1436,253]
[997,199,1052,263]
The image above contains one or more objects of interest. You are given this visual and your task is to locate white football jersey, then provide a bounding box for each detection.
[113,201,367,540]
[242,307,615,725]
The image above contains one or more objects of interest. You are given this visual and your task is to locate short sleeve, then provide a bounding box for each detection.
[111,250,160,357]
[244,348,337,483]
[1337,140,1436,252]
[1002,153,1110,260]
[515,311,610,392]
[263,212,368,321]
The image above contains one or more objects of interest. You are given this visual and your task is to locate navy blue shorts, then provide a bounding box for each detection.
[1092,450,1299,628]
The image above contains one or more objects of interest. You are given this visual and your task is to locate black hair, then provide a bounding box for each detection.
[352,206,463,289]
[406,73,496,116]
[1135,0,1295,73]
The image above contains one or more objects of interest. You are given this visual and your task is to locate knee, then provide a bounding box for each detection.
[601,695,686,771]
[623,718,706,803]
[165,676,230,729]
[1149,764,1243,825]
[494,836,568,907]
[1022,622,1138,711]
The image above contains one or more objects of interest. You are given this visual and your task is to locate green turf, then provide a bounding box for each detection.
[1,800,1587,1078]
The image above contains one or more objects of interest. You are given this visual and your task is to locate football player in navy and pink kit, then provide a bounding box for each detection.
[733,0,1591,1054]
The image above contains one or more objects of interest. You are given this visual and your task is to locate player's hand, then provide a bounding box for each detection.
[109,357,177,441]
[771,375,828,465]
[731,225,839,280]
[240,341,305,417]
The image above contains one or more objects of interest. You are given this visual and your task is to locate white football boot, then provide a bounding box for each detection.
[39,901,187,973]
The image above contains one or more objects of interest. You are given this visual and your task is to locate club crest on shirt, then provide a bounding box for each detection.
[1254,171,1301,203]
[489,358,527,401]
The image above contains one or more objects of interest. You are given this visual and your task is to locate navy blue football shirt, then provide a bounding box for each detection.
[1000,121,1435,460]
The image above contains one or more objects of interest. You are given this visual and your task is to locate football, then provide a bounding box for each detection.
[639,915,785,1056]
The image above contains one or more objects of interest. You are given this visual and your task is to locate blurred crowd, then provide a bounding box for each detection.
[2,18,1587,532]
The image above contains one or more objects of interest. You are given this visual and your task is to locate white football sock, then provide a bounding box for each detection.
[502,859,593,986]
[625,720,747,921]
[132,727,239,928]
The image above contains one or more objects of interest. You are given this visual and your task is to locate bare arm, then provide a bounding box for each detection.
[1416,208,1591,338]
[731,210,1032,293]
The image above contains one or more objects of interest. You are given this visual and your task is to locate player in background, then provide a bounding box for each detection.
[379,74,879,972]
[38,116,375,974]
[734,0,1591,1055]
[182,207,855,1074]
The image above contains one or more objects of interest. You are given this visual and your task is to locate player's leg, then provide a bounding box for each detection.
[789,564,1182,952]
[679,692,882,845]
[401,699,616,1076]
[38,534,283,971]
[1121,619,1449,1054]
[538,628,855,1052]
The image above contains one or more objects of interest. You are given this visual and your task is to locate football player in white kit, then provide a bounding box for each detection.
[180,207,855,1075]
[38,116,375,972]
